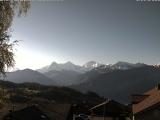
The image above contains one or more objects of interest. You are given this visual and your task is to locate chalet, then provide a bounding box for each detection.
[3,102,72,120]
[3,105,50,120]
[132,86,160,120]
[89,99,131,120]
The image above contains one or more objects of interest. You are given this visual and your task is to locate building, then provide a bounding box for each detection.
[90,99,131,120]
[3,101,72,120]
[3,105,50,120]
[132,86,160,120]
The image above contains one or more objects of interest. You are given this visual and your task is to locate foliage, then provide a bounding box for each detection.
[0,80,104,104]
[0,1,30,76]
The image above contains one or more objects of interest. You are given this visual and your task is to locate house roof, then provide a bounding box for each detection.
[4,105,50,120]
[90,100,131,117]
[3,100,72,120]
[30,98,72,120]
[38,103,71,120]
[132,88,160,114]
[130,94,149,104]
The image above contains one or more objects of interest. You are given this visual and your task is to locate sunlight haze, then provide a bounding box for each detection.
[11,0,160,69]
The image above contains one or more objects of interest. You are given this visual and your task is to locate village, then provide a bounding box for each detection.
[1,84,160,120]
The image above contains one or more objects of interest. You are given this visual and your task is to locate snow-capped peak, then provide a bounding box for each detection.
[153,63,160,68]
[37,61,147,74]
[83,61,103,70]
[38,61,85,73]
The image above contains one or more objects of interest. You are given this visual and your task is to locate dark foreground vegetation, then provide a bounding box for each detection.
[0,80,104,120]
[0,80,103,104]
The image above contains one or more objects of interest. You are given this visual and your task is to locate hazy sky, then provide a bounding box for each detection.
[12,0,160,69]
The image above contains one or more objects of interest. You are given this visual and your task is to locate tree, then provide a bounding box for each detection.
[0,1,30,76]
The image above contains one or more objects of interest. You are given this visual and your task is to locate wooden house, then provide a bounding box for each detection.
[3,105,50,120]
[3,102,72,120]
[132,86,160,120]
[90,99,131,120]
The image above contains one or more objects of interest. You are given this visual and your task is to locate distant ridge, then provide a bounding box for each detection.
[70,65,160,103]
[5,69,56,85]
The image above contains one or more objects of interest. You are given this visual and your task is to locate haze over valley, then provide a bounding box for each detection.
[3,61,160,103]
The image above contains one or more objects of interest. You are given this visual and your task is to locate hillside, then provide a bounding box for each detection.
[0,80,103,120]
[70,66,160,103]
[0,80,103,105]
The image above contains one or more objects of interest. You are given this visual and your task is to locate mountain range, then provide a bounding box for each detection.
[36,61,147,86]
[71,65,160,103]
[3,61,160,103]
[37,61,146,73]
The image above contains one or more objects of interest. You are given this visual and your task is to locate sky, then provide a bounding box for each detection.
[11,0,160,70]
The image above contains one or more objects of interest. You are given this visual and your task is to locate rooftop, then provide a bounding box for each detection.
[132,87,160,114]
